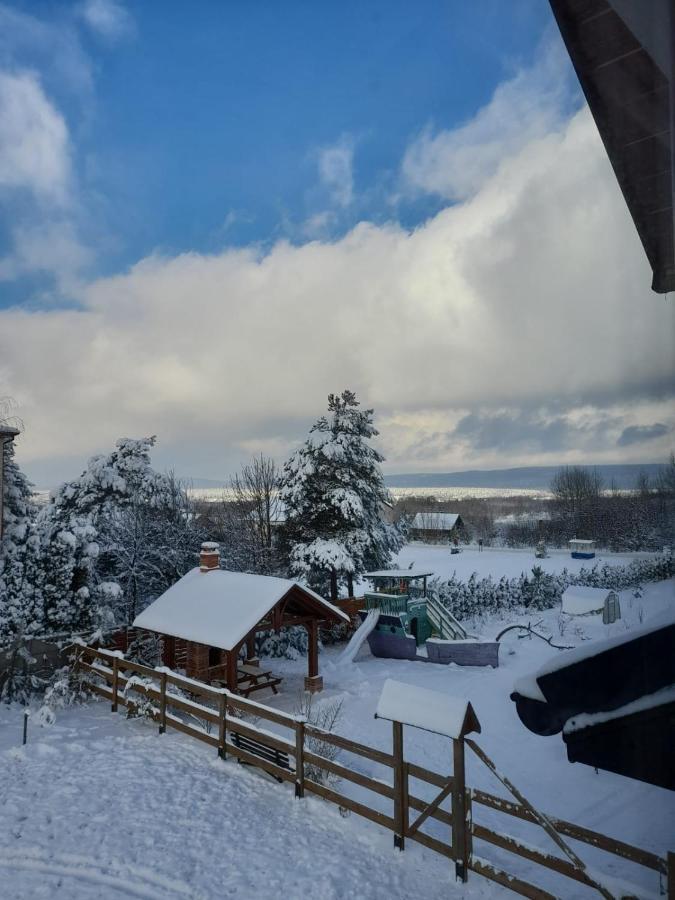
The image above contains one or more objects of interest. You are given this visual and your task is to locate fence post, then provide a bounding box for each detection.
[111,657,119,712]
[159,671,167,735]
[295,718,305,798]
[393,720,405,850]
[452,736,469,882]
[218,693,227,760]
[667,851,674,900]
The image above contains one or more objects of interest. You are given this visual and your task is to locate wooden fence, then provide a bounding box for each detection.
[74,645,673,900]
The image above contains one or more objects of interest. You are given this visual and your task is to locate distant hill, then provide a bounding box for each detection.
[384,464,667,491]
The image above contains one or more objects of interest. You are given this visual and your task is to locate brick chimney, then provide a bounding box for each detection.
[199,541,220,572]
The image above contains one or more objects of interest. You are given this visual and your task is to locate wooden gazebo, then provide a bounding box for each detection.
[133,543,349,693]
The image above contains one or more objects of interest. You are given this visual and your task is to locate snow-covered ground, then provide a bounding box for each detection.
[1,546,672,899]
[389,543,660,583]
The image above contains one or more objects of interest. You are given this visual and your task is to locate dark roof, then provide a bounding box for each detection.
[549,0,674,293]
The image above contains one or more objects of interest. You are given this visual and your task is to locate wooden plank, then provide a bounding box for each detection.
[408,792,453,827]
[111,657,119,712]
[295,720,305,799]
[407,761,452,789]
[164,715,220,748]
[87,681,115,702]
[304,780,397,832]
[470,858,558,900]
[472,789,666,875]
[225,693,297,728]
[223,739,295,783]
[159,671,167,735]
[163,671,222,700]
[473,823,600,889]
[407,828,453,860]
[466,739,613,900]
[227,719,295,757]
[453,737,469,883]
[393,721,405,850]
[304,724,394,767]
[303,750,394,799]
[218,695,226,760]
[408,777,453,836]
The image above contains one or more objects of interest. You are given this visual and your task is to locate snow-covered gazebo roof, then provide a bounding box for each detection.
[133,567,348,652]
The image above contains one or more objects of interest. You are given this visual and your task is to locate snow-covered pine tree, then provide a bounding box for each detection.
[280,390,403,600]
[0,433,41,644]
[34,437,195,636]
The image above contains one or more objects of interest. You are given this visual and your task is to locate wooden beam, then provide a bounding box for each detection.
[226,649,238,693]
[307,619,318,679]
[393,721,405,850]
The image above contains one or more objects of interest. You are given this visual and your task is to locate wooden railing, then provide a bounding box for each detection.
[73,645,673,900]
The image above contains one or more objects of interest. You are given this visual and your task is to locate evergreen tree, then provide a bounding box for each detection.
[34,436,201,635]
[280,390,403,600]
[0,436,40,643]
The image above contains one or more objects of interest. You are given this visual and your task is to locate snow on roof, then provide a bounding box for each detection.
[561,585,613,616]
[133,567,348,651]
[412,512,460,530]
[375,678,478,739]
[563,685,675,734]
[569,539,595,545]
[363,569,433,580]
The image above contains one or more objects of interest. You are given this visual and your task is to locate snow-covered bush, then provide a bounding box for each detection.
[295,692,343,787]
[123,675,158,720]
[257,626,309,659]
[434,554,674,623]
[35,665,90,726]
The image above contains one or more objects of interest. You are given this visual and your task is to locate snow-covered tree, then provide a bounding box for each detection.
[0,434,40,643]
[280,390,403,600]
[34,437,202,635]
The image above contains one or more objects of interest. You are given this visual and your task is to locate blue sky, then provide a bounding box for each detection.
[1,0,673,485]
[1,0,556,298]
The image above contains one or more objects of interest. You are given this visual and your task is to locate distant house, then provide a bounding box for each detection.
[410,512,466,544]
[0,425,20,541]
[133,542,348,694]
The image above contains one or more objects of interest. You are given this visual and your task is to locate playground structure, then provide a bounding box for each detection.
[343,569,499,668]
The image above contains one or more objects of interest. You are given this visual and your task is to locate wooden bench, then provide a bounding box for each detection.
[231,731,290,782]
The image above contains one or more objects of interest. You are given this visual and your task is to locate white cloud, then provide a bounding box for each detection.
[317,136,355,208]
[2,103,674,483]
[0,70,71,204]
[80,0,134,41]
[401,42,575,201]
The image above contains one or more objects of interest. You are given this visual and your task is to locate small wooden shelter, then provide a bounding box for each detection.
[133,542,349,693]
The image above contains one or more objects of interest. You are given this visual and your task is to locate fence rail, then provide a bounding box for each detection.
[73,644,673,900]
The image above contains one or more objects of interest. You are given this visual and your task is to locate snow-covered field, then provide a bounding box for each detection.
[391,542,660,583]
[1,545,673,899]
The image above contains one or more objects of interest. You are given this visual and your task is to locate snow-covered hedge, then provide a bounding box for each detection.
[434,555,674,622]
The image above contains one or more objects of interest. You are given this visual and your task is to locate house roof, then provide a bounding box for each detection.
[133,567,348,651]
[411,512,460,530]
[549,0,674,293]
